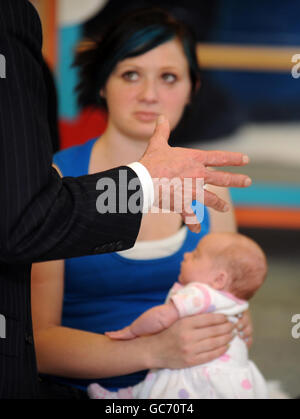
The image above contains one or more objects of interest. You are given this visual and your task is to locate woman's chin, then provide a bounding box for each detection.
[135,119,157,130]
[129,124,157,140]
[120,118,174,141]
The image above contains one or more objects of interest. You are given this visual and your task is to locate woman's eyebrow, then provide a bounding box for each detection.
[159,66,180,71]
[112,64,140,75]
[116,62,142,70]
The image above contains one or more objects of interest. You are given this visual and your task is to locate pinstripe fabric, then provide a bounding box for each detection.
[0,0,142,398]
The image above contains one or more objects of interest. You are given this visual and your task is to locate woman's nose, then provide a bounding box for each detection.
[139,79,158,103]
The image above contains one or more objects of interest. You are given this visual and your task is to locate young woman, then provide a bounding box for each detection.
[32,8,251,399]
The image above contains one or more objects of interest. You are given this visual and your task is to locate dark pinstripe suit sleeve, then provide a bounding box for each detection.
[0,0,143,264]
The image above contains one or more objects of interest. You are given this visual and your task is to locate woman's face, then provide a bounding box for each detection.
[101,38,192,140]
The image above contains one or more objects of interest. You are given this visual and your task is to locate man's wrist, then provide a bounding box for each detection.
[127,162,154,213]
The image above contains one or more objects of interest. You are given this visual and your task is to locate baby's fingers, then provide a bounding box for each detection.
[105,331,124,340]
[105,327,135,340]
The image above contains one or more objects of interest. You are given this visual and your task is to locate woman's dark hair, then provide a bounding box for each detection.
[74,7,200,110]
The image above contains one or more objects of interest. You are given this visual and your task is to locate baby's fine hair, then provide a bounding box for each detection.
[215,234,268,300]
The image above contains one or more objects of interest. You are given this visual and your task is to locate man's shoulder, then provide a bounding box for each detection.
[1,0,42,50]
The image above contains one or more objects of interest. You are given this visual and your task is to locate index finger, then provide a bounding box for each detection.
[200,150,250,167]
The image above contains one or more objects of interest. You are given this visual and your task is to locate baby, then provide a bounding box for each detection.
[88,232,269,399]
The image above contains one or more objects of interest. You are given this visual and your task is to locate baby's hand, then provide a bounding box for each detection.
[105,326,136,340]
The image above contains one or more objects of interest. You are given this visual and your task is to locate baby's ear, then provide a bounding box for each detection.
[213,271,229,290]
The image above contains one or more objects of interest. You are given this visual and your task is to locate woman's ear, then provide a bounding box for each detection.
[213,271,229,291]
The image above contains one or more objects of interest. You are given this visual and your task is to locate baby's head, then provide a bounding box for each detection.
[179,232,267,300]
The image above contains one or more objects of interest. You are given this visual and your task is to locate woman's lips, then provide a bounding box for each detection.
[134,112,159,122]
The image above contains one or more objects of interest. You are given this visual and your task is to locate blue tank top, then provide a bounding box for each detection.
[51,138,210,391]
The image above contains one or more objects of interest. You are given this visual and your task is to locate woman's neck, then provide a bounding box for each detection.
[95,122,149,168]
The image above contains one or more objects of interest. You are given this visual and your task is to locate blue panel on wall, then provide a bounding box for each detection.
[57,24,82,119]
[207,70,300,106]
[206,0,300,117]
[231,183,300,208]
[211,0,300,46]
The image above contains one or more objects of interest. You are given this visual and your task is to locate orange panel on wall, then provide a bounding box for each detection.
[30,0,57,69]
[235,207,300,229]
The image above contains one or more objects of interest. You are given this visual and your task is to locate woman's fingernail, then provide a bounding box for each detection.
[239,331,245,338]
[244,177,252,187]
[237,324,243,330]
[157,115,165,124]
[222,204,230,212]
[243,155,250,164]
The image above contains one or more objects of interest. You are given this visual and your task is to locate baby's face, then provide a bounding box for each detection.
[179,241,216,286]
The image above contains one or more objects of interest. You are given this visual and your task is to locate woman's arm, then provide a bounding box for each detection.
[31,261,235,378]
[31,260,155,379]
[206,186,237,233]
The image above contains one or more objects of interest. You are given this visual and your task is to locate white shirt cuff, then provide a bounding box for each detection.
[127,162,154,214]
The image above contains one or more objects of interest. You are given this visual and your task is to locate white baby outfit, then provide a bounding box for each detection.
[88,282,268,399]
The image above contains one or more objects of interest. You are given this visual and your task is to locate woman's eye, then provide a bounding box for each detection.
[162,73,177,84]
[123,71,139,81]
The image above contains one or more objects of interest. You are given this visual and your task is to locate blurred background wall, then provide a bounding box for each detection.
[30,0,300,396]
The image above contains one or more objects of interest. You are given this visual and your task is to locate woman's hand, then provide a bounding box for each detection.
[146,313,235,370]
[236,310,253,348]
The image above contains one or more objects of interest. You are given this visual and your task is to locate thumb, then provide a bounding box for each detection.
[149,115,170,148]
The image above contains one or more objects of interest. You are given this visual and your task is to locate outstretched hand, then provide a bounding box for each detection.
[139,115,252,233]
